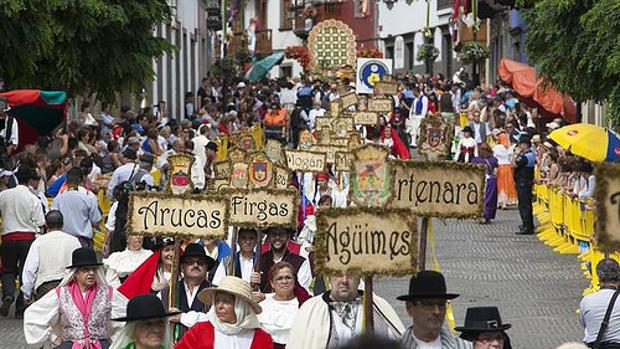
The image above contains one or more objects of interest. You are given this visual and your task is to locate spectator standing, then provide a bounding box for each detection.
[0,166,46,318]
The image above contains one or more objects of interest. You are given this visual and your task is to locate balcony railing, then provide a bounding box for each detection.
[457,22,487,43]
[292,2,344,39]
[256,29,273,56]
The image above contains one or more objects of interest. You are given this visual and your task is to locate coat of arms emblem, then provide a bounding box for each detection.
[248,153,272,188]
[350,144,392,207]
[166,154,195,195]
[418,112,453,161]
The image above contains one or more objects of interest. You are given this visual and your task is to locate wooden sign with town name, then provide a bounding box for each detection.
[390,160,486,218]
[315,207,418,276]
[128,192,229,239]
[221,188,299,229]
[594,163,620,252]
[285,149,327,172]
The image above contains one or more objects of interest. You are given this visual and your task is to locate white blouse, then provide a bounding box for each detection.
[103,248,153,288]
[257,294,299,345]
[493,144,514,165]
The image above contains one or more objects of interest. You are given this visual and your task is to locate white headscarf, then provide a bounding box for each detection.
[207,292,261,336]
[58,266,108,288]
[108,321,173,349]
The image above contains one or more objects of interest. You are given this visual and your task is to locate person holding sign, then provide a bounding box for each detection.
[398,271,472,349]
[174,276,274,349]
[213,229,262,286]
[258,228,312,295]
[160,243,216,341]
[287,271,404,349]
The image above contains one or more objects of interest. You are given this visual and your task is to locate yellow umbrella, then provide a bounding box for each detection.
[548,123,620,162]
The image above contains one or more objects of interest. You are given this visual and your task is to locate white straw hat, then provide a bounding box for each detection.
[198,276,262,314]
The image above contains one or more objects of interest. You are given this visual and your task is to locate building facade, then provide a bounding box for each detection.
[150,0,210,120]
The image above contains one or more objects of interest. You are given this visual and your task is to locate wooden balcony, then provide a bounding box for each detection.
[256,29,273,57]
[228,34,248,54]
[457,22,488,44]
[293,2,344,39]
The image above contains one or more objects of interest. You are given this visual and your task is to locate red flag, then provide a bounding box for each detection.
[118,251,161,299]
[452,0,461,21]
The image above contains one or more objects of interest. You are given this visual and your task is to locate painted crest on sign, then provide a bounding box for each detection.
[167,154,195,195]
[350,144,393,207]
[230,162,249,189]
[249,153,273,188]
[299,130,316,150]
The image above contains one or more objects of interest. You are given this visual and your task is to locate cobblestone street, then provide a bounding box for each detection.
[0,209,585,348]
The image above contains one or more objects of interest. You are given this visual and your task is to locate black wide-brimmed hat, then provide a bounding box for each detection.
[112,294,181,322]
[67,247,103,269]
[180,243,216,270]
[396,270,459,301]
[455,306,511,332]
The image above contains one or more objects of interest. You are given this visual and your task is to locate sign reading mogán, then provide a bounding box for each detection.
[315,208,418,276]
[128,192,228,238]
[390,160,486,218]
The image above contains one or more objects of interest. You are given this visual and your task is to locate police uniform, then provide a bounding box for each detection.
[513,136,536,235]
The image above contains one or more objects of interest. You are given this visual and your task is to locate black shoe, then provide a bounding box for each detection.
[518,224,524,230]
[0,297,13,317]
[14,310,23,319]
[516,230,534,235]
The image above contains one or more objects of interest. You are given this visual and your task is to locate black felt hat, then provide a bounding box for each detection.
[112,294,181,322]
[396,271,459,301]
[180,243,216,271]
[455,306,512,332]
[66,247,103,269]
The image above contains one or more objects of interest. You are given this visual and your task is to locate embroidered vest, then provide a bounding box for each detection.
[58,285,112,343]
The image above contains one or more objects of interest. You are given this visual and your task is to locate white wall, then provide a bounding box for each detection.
[379,0,451,38]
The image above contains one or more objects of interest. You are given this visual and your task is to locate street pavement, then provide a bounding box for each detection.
[375,208,587,349]
[0,208,586,348]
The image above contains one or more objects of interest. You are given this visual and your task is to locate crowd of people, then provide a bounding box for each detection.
[0,69,604,349]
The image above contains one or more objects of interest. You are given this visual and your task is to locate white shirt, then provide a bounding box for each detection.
[212,254,254,286]
[257,294,299,345]
[21,230,81,298]
[103,248,153,288]
[0,185,45,234]
[413,334,442,349]
[108,162,138,194]
[493,144,514,165]
[191,134,210,168]
[106,201,119,232]
[213,327,254,349]
[0,117,19,147]
[308,108,325,130]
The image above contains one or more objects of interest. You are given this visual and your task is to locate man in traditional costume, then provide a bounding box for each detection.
[286,271,404,348]
[213,229,261,286]
[24,247,127,348]
[398,271,472,349]
[160,243,216,341]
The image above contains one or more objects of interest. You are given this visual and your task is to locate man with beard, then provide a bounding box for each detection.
[160,243,216,341]
[399,271,472,348]
[258,228,312,295]
[287,271,404,348]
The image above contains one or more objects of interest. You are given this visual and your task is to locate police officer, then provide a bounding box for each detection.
[512,134,536,235]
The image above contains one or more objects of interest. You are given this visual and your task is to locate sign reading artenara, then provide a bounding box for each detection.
[390,160,486,218]
[222,188,299,228]
[594,163,620,252]
[128,192,228,238]
[315,207,418,276]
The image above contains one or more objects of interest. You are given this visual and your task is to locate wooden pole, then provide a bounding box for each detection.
[253,229,263,292]
[169,240,182,307]
[364,275,374,333]
[418,217,429,272]
[229,227,238,276]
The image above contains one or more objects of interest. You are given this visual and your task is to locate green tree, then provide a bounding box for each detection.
[518,0,620,126]
[0,0,173,100]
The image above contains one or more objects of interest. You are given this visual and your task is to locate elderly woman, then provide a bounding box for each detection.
[24,247,127,348]
[175,276,273,349]
[103,235,153,288]
[258,262,309,349]
[110,294,178,349]
[455,306,512,349]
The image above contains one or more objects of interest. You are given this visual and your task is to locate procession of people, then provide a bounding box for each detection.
[0,64,610,349]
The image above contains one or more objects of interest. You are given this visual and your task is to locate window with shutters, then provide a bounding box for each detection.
[437,0,453,11]
[281,0,294,30]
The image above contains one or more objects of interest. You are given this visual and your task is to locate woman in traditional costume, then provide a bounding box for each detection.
[174,276,273,349]
[492,132,517,208]
[379,126,410,159]
[472,144,499,223]
[24,247,127,349]
[104,235,153,288]
[258,262,309,349]
[109,294,178,349]
[456,126,478,163]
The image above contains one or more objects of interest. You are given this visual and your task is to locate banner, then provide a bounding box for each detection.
[595,164,620,252]
[315,207,418,276]
[352,111,379,126]
[223,189,299,228]
[390,160,486,218]
[356,58,394,94]
[285,149,327,172]
[128,192,228,238]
